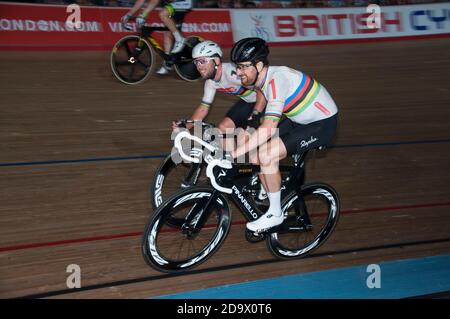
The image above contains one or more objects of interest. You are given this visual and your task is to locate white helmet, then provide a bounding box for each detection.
[192,40,223,59]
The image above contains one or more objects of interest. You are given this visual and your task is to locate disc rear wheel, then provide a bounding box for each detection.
[173,36,203,82]
[110,35,154,84]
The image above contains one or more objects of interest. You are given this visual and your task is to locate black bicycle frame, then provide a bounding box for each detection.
[140,26,191,66]
[226,150,308,223]
[185,150,312,235]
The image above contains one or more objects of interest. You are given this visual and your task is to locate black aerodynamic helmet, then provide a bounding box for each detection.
[230,37,269,64]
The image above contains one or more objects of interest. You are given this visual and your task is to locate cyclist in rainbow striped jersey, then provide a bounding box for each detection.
[229,37,339,233]
[172,41,266,150]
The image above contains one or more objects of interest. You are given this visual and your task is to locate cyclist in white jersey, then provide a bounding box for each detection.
[172,41,266,150]
[229,37,339,233]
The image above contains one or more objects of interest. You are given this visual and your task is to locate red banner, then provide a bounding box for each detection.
[0,3,233,50]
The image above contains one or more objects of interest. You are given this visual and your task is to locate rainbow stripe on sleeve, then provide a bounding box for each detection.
[200,101,211,108]
[283,74,320,117]
[264,112,282,121]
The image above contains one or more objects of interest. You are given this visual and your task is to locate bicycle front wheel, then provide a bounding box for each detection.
[110,35,154,84]
[142,187,231,273]
[267,183,340,259]
[150,153,208,210]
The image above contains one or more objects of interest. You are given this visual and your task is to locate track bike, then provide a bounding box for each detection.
[110,23,203,85]
[150,119,285,210]
[142,130,340,273]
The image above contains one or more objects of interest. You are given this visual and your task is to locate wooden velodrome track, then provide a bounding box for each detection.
[0,37,449,299]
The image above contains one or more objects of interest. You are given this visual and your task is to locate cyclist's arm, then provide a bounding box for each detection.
[233,73,287,158]
[127,0,147,16]
[141,0,161,18]
[190,80,216,121]
[253,90,267,113]
[190,102,210,122]
[232,116,279,159]
[177,80,215,129]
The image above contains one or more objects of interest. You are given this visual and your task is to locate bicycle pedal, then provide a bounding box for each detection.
[258,223,285,235]
[244,229,266,243]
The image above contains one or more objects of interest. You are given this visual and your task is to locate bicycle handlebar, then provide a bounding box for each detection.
[175,119,215,129]
[174,131,216,164]
[174,131,233,194]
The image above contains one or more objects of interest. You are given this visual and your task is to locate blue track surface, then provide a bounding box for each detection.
[155,254,450,299]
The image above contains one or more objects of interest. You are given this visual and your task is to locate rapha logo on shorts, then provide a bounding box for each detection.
[300,136,318,148]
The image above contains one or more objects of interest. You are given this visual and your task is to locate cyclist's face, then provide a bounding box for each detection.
[194,57,215,79]
[235,62,256,86]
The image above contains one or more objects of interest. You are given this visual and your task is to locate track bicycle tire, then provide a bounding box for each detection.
[173,35,203,82]
[267,182,340,259]
[142,187,231,273]
[110,35,154,85]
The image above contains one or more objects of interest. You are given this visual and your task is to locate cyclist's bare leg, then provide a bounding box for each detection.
[159,8,179,34]
[136,0,159,17]
[242,130,267,194]
[246,138,287,231]
[258,137,287,193]
[235,129,253,162]
[218,117,236,152]
[157,31,173,74]
[163,31,173,54]
[236,129,250,144]
[159,7,184,49]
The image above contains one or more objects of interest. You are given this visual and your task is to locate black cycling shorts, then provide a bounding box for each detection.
[277,114,338,156]
[225,99,255,129]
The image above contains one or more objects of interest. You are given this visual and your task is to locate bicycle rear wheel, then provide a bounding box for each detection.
[110,35,154,84]
[173,36,203,82]
[142,187,231,273]
[267,183,339,259]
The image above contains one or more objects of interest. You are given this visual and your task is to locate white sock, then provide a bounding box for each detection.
[266,191,282,217]
[173,31,183,42]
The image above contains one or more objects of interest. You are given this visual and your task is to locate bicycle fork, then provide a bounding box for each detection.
[181,163,202,188]
[181,190,220,238]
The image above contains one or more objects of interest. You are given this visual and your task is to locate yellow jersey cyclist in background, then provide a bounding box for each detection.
[228,37,339,233]
[121,0,192,75]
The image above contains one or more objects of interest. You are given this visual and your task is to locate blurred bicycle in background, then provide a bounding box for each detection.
[110,20,203,84]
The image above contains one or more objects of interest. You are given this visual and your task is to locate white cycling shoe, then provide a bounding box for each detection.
[156,66,170,75]
[171,39,186,54]
[246,211,285,233]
